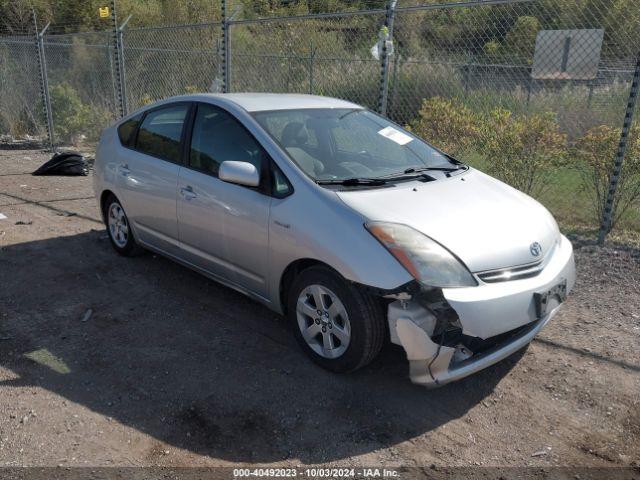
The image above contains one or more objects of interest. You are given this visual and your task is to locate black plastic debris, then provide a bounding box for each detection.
[32,151,89,176]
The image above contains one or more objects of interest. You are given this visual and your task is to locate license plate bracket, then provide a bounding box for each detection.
[534,279,567,319]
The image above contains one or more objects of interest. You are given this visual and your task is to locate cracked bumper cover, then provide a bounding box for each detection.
[388,235,576,387]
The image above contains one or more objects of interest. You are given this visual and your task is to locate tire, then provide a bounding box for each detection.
[102,193,143,257]
[287,266,385,373]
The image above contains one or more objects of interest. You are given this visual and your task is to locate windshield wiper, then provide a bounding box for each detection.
[402,165,468,174]
[379,165,467,180]
[316,177,388,186]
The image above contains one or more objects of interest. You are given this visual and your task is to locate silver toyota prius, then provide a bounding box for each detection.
[94,93,575,386]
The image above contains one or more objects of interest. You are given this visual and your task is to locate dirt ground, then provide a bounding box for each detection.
[0,149,638,470]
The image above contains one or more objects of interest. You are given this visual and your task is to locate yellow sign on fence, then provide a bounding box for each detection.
[99,6,110,18]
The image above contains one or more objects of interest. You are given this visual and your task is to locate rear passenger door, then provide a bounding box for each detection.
[116,103,190,254]
[176,103,272,298]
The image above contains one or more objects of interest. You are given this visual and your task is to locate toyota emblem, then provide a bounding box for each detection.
[530,242,542,257]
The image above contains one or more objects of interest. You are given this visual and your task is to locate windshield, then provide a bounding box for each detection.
[252,108,456,182]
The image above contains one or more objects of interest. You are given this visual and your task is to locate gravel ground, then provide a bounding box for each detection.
[0,149,638,469]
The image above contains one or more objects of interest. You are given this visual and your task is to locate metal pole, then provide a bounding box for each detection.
[213,37,223,92]
[378,0,397,116]
[309,41,316,95]
[110,0,125,118]
[107,43,119,114]
[118,14,132,116]
[221,0,229,93]
[221,5,241,93]
[463,55,470,94]
[389,52,401,120]
[33,11,54,152]
[598,53,640,245]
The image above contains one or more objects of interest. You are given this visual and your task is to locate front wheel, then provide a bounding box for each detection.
[287,266,385,373]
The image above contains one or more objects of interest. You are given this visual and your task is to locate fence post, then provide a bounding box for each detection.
[377,0,397,116]
[309,41,316,95]
[597,53,640,245]
[107,43,119,114]
[33,13,54,152]
[389,53,401,118]
[221,0,230,93]
[117,15,132,116]
[110,0,126,118]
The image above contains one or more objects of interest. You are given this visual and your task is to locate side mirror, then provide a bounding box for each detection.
[219,161,260,187]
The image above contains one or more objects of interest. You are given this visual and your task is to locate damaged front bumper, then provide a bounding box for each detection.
[388,235,575,387]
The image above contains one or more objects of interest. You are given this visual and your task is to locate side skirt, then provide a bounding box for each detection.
[138,239,273,309]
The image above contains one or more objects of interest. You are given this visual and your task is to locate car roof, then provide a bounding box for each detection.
[171,92,363,113]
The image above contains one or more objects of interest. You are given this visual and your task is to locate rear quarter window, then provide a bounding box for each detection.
[117,114,142,148]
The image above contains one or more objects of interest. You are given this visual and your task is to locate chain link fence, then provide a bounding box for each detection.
[43,31,120,145]
[388,0,637,130]
[0,34,46,141]
[228,10,387,110]
[123,22,223,111]
[0,0,639,241]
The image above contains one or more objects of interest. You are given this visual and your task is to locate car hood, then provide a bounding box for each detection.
[336,168,559,272]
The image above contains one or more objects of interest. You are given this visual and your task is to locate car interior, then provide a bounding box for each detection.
[276,117,410,180]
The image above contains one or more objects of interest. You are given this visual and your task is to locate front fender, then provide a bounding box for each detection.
[266,188,413,312]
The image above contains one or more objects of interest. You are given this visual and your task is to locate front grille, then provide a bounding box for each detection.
[477,260,544,283]
[476,240,558,284]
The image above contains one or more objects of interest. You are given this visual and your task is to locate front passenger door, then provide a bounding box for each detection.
[177,103,272,298]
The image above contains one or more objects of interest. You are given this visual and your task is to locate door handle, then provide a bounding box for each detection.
[118,164,130,176]
[180,186,197,200]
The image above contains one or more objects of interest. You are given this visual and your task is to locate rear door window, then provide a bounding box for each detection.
[135,104,189,163]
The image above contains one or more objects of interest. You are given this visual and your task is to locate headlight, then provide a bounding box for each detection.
[366,222,477,288]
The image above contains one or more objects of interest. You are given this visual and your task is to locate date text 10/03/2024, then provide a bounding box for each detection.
[233,468,400,478]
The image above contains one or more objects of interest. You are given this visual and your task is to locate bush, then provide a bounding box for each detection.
[409,97,567,196]
[50,82,112,144]
[139,93,155,106]
[574,124,640,231]
[409,97,480,157]
[50,82,85,142]
[476,109,567,196]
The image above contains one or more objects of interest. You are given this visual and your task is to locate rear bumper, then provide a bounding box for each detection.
[388,235,575,387]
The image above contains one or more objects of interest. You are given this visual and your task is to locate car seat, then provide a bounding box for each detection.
[281,122,324,176]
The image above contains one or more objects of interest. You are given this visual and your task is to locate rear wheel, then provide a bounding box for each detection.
[287,266,385,373]
[103,194,143,256]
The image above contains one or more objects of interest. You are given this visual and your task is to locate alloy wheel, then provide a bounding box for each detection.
[296,284,351,359]
[107,202,129,248]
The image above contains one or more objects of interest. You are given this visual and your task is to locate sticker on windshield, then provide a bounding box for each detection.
[378,126,413,145]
